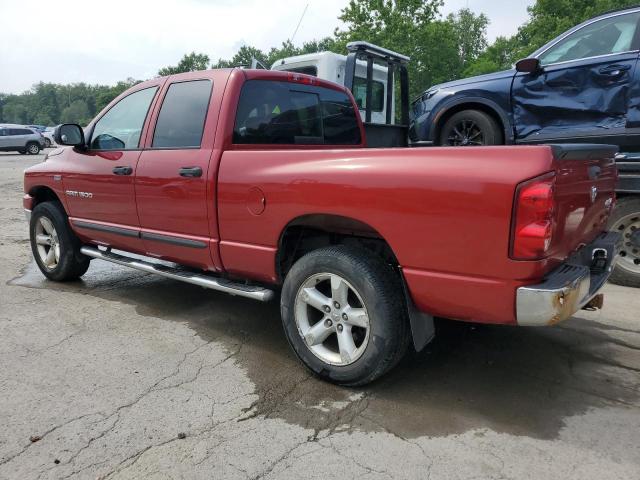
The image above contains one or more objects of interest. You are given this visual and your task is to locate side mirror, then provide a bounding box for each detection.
[515,58,542,74]
[54,124,85,147]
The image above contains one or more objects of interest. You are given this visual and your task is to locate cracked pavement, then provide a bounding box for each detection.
[1,153,639,479]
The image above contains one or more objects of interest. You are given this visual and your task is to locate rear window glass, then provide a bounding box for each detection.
[284,66,318,76]
[352,77,385,112]
[233,80,361,145]
[152,80,212,148]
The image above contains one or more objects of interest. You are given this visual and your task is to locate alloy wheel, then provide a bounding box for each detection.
[445,119,485,146]
[34,216,60,270]
[294,272,370,366]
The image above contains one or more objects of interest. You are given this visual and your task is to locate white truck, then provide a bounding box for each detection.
[271,42,410,144]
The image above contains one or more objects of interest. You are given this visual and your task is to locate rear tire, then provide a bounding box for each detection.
[281,245,410,386]
[439,109,503,146]
[26,142,41,155]
[608,197,640,288]
[30,202,90,281]
[44,138,51,148]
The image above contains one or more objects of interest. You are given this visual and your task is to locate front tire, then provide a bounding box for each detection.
[30,202,90,281]
[281,246,409,386]
[608,197,640,288]
[439,109,503,146]
[44,138,51,148]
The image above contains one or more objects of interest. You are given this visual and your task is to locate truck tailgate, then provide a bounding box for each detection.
[547,144,618,265]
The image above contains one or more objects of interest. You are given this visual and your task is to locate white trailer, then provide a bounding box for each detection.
[271,46,394,125]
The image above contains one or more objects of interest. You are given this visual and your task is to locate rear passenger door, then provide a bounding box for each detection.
[135,77,217,270]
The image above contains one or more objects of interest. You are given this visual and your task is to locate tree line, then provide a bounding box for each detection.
[0,0,636,126]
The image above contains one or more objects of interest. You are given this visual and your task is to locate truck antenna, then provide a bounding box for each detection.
[290,3,309,43]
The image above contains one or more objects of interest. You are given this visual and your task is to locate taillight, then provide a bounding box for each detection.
[287,72,317,85]
[510,173,556,260]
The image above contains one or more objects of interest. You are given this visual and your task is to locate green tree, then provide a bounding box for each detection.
[334,1,487,97]
[60,99,91,125]
[448,8,489,71]
[158,52,211,76]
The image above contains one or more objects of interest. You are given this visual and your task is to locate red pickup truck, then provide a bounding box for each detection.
[24,68,620,386]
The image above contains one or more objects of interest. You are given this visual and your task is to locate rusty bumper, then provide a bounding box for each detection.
[516,231,621,326]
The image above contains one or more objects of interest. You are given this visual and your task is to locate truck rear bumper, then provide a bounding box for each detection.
[516,231,621,326]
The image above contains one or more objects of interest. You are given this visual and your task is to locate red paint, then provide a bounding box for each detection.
[24,69,617,326]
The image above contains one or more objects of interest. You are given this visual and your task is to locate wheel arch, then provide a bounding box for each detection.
[276,213,435,353]
[275,213,400,283]
[433,98,513,145]
[28,185,63,209]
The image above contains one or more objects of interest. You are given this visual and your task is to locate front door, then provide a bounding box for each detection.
[135,78,216,270]
[63,84,161,251]
[512,10,640,147]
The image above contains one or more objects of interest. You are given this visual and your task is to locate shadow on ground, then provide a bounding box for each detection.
[10,259,640,440]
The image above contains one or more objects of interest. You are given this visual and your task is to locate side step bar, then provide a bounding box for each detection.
[80,246,274,302]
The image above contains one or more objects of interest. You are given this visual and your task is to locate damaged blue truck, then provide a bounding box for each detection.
[410,5,640,287]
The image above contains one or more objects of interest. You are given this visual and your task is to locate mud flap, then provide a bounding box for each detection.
[401,277,435,352]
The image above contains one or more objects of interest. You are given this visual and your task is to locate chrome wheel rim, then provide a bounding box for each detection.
[445,119,485,146]
[34,216,60,270]
[28,144,39,154]
[613,212,640,273]
[294,273,370,366]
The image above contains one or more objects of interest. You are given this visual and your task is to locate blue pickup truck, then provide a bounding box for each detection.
[410,5,640,287]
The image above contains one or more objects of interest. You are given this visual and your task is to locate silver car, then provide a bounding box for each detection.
[0,124,45,154]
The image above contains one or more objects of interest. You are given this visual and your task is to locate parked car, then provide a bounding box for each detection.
[410,5,640,287]
[23,67,619,386]
[27,125,47,133]
[0,125,45,154]
[41,127,55,148]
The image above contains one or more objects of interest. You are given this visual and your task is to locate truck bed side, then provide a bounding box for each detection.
[217,145,615,325]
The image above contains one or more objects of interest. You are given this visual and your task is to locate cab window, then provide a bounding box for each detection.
[233,80,361,145]
[90,87,158,150]
[540,12,640,65]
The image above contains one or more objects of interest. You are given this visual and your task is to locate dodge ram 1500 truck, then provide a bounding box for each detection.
[24,68,620,386]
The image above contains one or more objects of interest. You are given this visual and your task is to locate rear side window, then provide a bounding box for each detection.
[9,128,32,135]
[152,80,212,148]
[233,80,361,145]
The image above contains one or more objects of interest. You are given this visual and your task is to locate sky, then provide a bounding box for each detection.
[0,0,534,94]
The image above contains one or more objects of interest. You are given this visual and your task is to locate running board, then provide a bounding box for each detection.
[80,246,274,302]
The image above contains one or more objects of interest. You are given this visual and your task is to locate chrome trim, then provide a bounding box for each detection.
[516,233,620,326]
[80,246,274,302]
[517,267,592,326]
[25,209,31,222]
[538,50,640,68]
[534,8,640,63]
